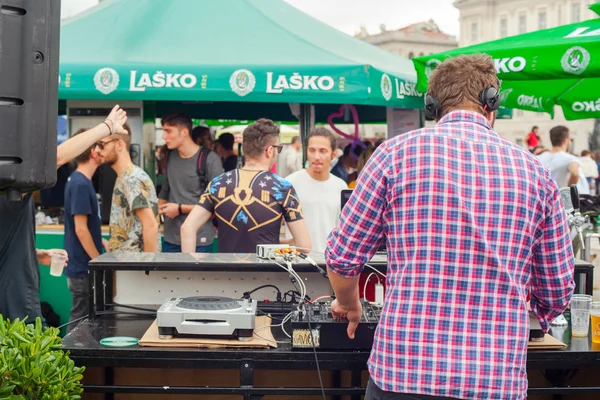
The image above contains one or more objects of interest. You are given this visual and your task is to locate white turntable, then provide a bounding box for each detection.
[157,296,257,339]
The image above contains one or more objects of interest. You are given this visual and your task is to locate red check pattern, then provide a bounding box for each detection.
[326,111,575,399]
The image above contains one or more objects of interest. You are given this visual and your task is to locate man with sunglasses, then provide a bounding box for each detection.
[95,126,160,252]
[0,105,128,323]
[181,118,311,253]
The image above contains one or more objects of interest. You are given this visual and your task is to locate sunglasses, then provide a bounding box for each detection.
[270,145,283,154]
[95,138,119,150]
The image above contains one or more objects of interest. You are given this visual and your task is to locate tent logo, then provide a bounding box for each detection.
[425,59,442,77]
[94,68,120,95]
[498,88,512,104]
[230,69,256,97]
[561,46,590,75]
[380,74,392,101]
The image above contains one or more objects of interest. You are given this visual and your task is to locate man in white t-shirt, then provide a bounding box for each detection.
[285,128,348,253]
[537,125,590,194]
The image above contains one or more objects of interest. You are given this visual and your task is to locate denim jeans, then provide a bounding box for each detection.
[66,276,89,334]
[162,241,212,253]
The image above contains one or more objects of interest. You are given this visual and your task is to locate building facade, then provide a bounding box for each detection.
[454,0,597,151]
[357,20,458,59]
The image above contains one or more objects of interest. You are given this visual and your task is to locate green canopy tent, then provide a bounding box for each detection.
[59,0,422,110]
[412,3,600,120]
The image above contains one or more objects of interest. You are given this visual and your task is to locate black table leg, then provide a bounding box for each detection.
[88,269,96,319]
[104,366,114,400]
[240,360,262,400]
[351,368,363,400]
[542,369,579,400]
[332,370,341,400]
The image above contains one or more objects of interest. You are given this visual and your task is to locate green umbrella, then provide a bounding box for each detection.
[413,3,600,120]
[59,0,422,109]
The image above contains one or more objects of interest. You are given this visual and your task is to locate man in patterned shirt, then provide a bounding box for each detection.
[181,119,311,253]
[325,55,575,400]
[95,125,160,252]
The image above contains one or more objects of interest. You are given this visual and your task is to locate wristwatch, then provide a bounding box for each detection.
[178,204,183,215]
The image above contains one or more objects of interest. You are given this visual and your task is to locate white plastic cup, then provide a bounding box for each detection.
[49,252,67,277]
[571,294,593,337]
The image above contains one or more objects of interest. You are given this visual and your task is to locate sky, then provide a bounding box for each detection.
[60,0,460,37]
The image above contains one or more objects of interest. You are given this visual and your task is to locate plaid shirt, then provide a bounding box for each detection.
[326,111,575,400]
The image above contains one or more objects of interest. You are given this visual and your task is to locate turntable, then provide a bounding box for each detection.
[157,296,257,339]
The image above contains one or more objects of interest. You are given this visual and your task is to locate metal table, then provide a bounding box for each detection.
[71,253,599,399]
[62,311,600,400]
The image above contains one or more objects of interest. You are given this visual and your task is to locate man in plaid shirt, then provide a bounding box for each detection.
[325,55,575,400]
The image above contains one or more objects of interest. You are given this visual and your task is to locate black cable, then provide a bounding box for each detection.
[106,303,157,312]
[304,302,326,400]
[244,284,282,302]
[57,315,89,330]
[97,311,156,317]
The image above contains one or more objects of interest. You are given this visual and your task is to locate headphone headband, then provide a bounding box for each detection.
[425,77,501,119]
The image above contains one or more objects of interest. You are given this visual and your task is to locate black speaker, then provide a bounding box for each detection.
[0,0,61,199]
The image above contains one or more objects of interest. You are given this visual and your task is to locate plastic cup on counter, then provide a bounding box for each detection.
[571,294,592,337]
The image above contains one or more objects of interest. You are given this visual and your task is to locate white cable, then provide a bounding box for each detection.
[362,272,381,302]
[364,263,386,278]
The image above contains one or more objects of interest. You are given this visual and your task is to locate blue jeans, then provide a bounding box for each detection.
[162,241,212,253]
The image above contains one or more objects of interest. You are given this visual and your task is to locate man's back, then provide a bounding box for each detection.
[198,169,303,252]
[326,111,574,399]
[538,151,589,194]
[109,164,160,252]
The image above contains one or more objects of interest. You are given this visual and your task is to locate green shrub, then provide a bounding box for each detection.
[0,316,85,399]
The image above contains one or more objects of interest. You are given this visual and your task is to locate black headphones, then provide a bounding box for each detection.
[425,78,501,120]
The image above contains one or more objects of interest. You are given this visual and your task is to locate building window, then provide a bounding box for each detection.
[500,17,508,37]
[558,5,563,25]
[572,3,581,23]
[538,9,547,30]
[419,52,424,56]
[471,21,478,42]
[408,51,414,59]
[518,13,527,34]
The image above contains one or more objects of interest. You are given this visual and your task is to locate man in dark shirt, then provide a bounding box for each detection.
[181,119,311,253]
[0,105,128,322]
[63,129,105,332]
[218,133,238,172]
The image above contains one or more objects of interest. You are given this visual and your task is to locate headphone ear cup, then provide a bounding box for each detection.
[480,87,500,111]
[425,94,440,119]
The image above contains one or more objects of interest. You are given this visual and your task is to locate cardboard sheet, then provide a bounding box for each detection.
[527,334,567,350]
[139,315,277,349]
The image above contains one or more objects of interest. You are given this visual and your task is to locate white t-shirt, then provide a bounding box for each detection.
[285,169,348,253]
[537,151,590,194]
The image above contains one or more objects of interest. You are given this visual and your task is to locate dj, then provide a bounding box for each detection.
[325,55,575,400]
[181,118,311,253]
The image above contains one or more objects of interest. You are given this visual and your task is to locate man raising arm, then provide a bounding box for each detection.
[182,118,310,253]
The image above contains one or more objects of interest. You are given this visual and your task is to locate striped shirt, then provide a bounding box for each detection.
[325,110,575,399]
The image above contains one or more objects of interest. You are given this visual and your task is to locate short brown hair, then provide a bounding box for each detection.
[161,113,192,136]
[549,126,569,147]
[428,54,499,117]
[242,118,279,158]
[115,122,132,151]
[308,127,336,151]
[74,128,93,164]
[582,150,592,157]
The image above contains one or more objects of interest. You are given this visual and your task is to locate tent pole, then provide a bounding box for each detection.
[299,103,314,168]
